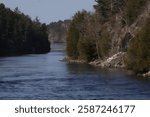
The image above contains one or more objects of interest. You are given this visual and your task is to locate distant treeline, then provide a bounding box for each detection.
[66,0,150,73]
[0,3,50,56]
[47,20,70,43]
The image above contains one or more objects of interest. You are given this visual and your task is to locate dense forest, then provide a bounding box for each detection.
[0,3,50,56]
[66,0,150,74]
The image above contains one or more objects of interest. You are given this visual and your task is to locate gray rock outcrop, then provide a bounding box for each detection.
[90,52,126,68]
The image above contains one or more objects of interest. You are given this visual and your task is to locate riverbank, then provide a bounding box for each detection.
[138,71,150,78]
[89,52,126,68]
[60,56,87,64]
[63,52,150,78]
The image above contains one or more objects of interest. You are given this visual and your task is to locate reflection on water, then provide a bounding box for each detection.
[0,51,150,99]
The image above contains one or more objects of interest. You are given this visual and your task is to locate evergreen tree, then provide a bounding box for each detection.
[125,0,147,25]
[0,3,50,56]
[66,11,88,59]
[94,0,111,20]
[94,0,125,20]
[127,17,150,73]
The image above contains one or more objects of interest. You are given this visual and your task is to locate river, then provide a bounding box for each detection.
[0,45,150,99]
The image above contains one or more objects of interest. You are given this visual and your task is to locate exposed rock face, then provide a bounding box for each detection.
[104,2,150,56]
[90,52,126,68]
[142,71,150,78]
[89,2,150,76]
[47,20,70,43]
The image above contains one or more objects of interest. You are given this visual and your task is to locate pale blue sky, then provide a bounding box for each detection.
[0,0,96,24]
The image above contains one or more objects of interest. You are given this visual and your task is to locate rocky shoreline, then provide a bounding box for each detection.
[89,52,126,68]
[143,71,150,77]
[60,56,86,64]
[62,52,150,78]
[137,71,150,78]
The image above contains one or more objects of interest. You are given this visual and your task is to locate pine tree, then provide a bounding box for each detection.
[0,3,50,56]
[127,17,150,73]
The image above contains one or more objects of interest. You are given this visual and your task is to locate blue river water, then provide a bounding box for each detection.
[0,50,150,100]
